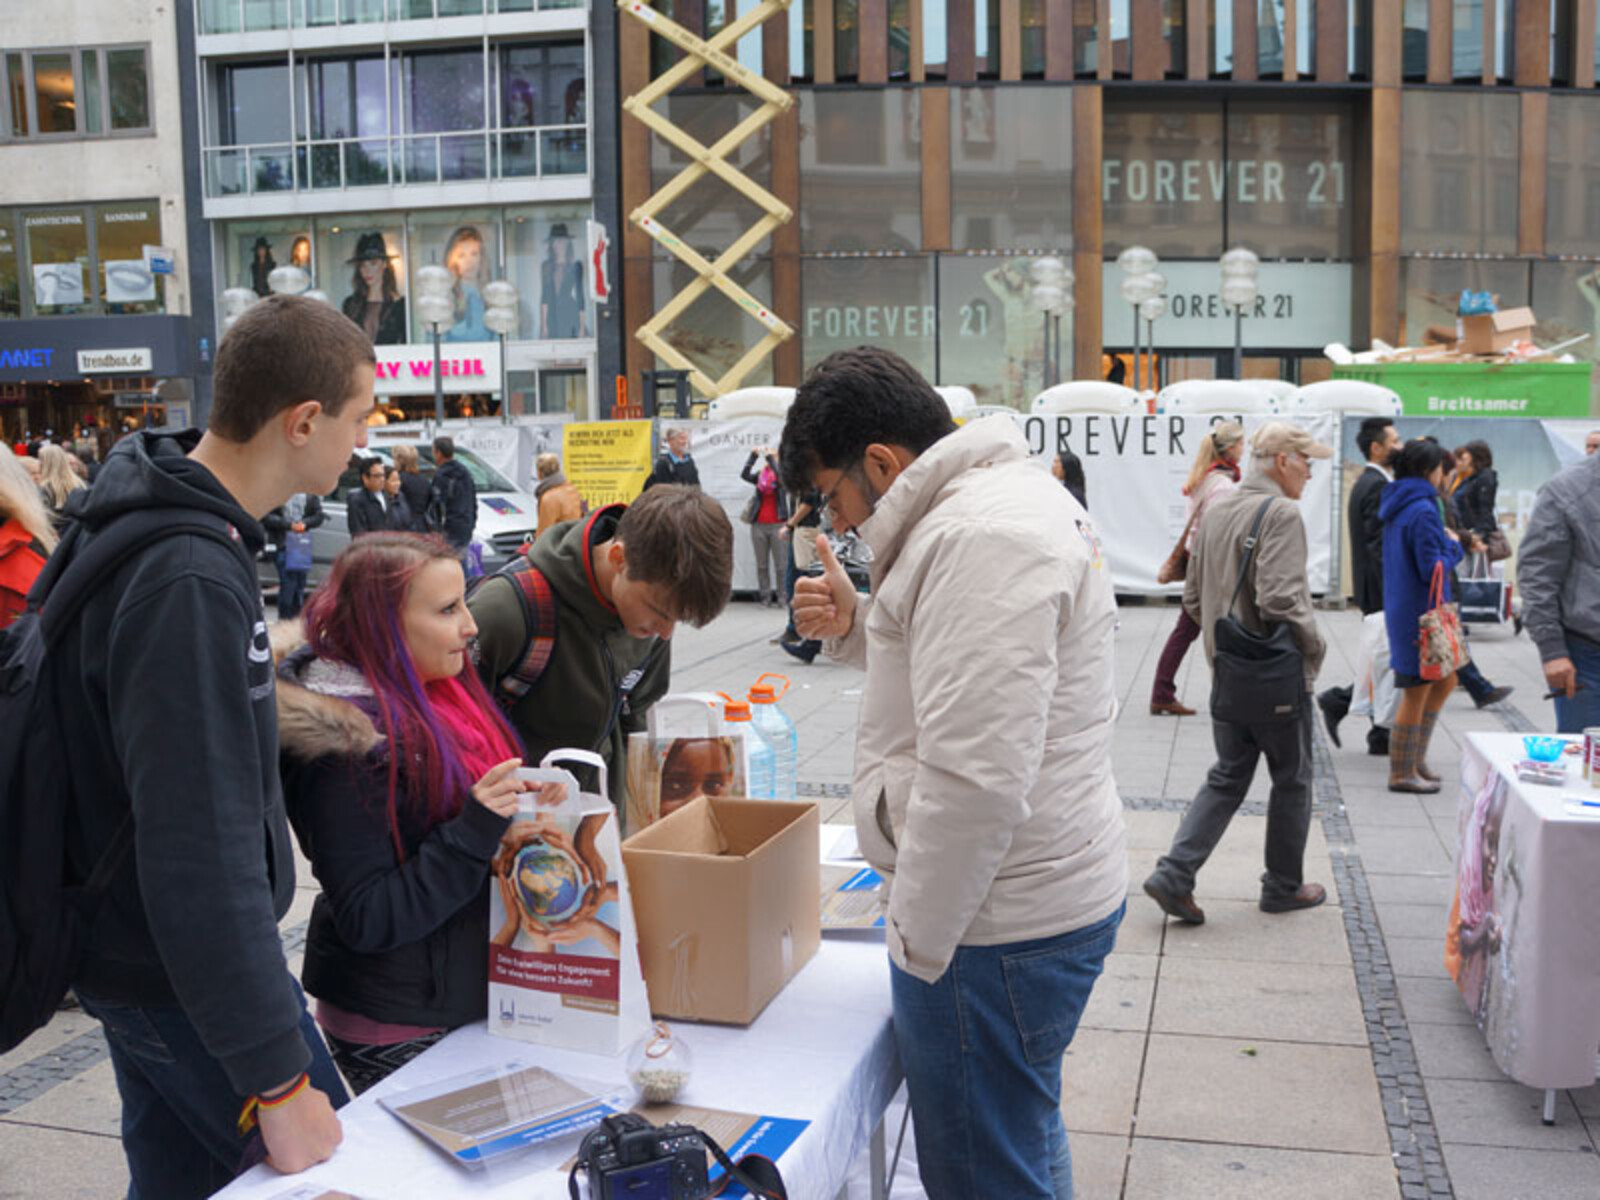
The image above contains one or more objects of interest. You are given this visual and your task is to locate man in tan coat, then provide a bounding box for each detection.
[785,347,1126,1200]
[1144,421,1331,926]
[533,451,584,538]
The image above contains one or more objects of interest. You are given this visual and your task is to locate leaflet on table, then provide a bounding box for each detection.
[266,1189,368,1200]
[561,1102,809,1198]
[821,862,886,930]
[379,1061,629,1169]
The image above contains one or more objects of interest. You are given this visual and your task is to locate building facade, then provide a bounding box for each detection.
[191,0,620,421]
[1,2,203,444]
[616,0,1600,411]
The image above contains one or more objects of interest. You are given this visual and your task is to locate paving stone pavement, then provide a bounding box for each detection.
[3,597,1594,1198]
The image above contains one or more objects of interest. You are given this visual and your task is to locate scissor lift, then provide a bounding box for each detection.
[617,0,795,398]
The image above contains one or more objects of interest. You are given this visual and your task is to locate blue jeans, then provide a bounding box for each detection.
[1554,636,1600,735]
[890,903,1124,1200]
[77,984,348,1200]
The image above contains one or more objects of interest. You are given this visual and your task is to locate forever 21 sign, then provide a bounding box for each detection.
[1100,262,1352,351]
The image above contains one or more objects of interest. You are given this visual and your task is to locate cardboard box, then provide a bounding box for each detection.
[1460,307,1535,355]
[622,797,820,1025]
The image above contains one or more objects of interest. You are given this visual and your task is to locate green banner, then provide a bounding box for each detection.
[1332,362,1593,419]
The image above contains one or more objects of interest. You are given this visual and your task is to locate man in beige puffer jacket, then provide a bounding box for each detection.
[782,346,1127,1200]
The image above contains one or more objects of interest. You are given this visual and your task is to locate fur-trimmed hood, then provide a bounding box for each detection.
[271,621,385,762]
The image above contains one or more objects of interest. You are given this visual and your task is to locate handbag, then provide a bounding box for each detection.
[1483,528,1511,563]
[1457,551,1512,625]
[1418,561,1470,681]
[282,530,313,573]
[1210,499,1306,725]
[1156,504,1203,586]
[740,491,760,525]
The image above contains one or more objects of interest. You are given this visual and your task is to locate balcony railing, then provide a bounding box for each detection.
[203,127,587,196]
[201,0,581,35]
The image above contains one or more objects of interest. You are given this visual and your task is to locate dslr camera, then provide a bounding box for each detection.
[572,1113,710,1200]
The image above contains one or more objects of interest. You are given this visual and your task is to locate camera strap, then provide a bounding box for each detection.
[565,1124,789,1200]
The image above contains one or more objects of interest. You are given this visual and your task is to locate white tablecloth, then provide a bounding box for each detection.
[1449,733,1600,1090]
[214,930,899,1199]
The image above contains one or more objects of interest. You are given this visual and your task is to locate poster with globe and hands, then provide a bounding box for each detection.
[488,751,651,1055]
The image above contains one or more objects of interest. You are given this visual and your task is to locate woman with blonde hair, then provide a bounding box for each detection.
[37,443,86,525]
[0,445,55,627]
[391,444,431,532]
[1150,421,1246,716]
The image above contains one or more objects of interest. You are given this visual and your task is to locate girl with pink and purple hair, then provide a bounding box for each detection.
[275,532,532,1093]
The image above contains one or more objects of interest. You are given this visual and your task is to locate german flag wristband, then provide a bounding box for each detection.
[237,1072,310,1136]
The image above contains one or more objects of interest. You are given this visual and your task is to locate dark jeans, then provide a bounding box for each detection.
[890,904,1124,1199]
[1151,608,1202,704]
[1150,704,1314,901]
[77,984,348,1200]
[274,551,308,621]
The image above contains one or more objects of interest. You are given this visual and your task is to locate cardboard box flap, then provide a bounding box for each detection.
[621,795,729,857]
[707,797,815,857]
[1487,306,1534,331]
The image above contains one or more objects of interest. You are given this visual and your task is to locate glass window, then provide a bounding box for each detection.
[836,0,860,80]
[790,0,813,80]
[1297,0,1315,75]
[890,0,914,77]
[1102,101,1225,260]
[799,89,921,254]
[1531,261,1600,382]
[507,205,593,340]
[938,254,1066,408]
[1213,0,1233,73]
[500,40,585,128]
[1076,0,1098,73]
[23,207,91,315]
[33,53,76,135]
[201,0,243,34]
[408,211,501,344]
[6,55,26,138]
[950,88,1071,253]
[802,255,934,378]
[217,61,292,145]
[1401,90,1518,255]
[1454,0,1484,78]
[979,0,1000,76]
[1109,0,1129,73]
[0,214,19,318]
[1164,0,1185,76]
[1226,102,1352,259]
[1401,257,1529,346]
[81,51,103,135]
[299,54,390,188]
[924,0,946,76]
[222,219,315,299]
[402,49,485,133]
[1401,0,1427,77]
[107,48,149,130]
[1494,0,1511,79]
[1550,0,1572,85]
[1545,96,1600,258]
[654,256,776,388]
[1349,0,1370,78]
[650,94,773,251]
[96,202,163,314]
[320,220,408,346]
[1259,0,1286,75]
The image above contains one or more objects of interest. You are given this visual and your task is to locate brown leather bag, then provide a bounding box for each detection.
[1156,505,1203,585]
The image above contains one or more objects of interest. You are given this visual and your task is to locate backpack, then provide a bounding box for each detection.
[426,465,462,535]
[0,508,243,1052]
[482,557,560,708]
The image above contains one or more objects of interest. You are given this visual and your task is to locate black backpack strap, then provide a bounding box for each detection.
[1226,498,1277,620]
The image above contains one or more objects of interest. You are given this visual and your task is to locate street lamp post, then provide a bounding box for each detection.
[1140,293,1168,392]
[1219,247,1260,382]
[1029,256,1072,389]
[482,279,520,424]
[415,265,455,426]
[1116,246,1158,390]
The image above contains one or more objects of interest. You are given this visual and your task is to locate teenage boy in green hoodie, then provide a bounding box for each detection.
[469,483,733,809]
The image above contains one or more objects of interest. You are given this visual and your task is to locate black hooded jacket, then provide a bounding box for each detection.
[56,431,313,1096]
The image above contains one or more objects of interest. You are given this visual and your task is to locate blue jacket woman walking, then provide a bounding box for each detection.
[1379,440,1464,793]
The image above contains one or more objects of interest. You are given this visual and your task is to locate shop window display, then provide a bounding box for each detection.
[800,255,934,379]
[937,255,1061,409]
[1102,102,1224,261]
[0,217,18,318]
[408,212,501,343]
[1226,102,1352,261]
[799,89,922,254]
[949,88,1071,253]
[320,222,408,345]
[95,203,163,315]
[225,221,315,297]
[23,208,91,316]
[507,206,594,341]
[1400,257,1529,346]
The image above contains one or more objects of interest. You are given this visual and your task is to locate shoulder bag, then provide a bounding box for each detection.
[1156,503,1203,585]
[1210,498,1306,725]
[1418,561,1470,680]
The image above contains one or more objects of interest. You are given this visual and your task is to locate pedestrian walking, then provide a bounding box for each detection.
[391,444,432,532]
[1380,439,1464,793]
[1144,422,1330,925]
[644,426,699,489]
[346,456,389,536]
[425,436,477,555]
[1438,456,1512,710]
[37,443,86,528]
[741,445,788,607]
[533,451,584,538]
[1052,447,1087,509]
[1150,421,1244,717]
[263,491,326,621]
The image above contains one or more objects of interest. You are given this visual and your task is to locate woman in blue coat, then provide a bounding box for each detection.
[1379,439,1463,794]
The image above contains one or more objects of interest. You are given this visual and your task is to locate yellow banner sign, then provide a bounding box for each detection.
[563,420,655,509]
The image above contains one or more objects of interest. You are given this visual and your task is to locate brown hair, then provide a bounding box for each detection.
[616,484,733,628]
[393,443,421,473]
[211,294,376,442]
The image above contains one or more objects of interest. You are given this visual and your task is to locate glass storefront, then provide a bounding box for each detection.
[0,202,167,320]
[1400,90,1519,256]
[949,88,1071,253]
[221,203,595,350]
[799,89,922,254]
